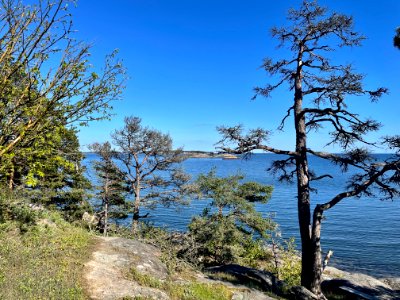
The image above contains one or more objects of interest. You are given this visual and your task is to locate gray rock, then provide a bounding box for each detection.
[322,267,399,300]
[382,278,400,291]
[288,286,318,300]
[84,237,170,300]
[206,264,278,292]
[232,290,275,300]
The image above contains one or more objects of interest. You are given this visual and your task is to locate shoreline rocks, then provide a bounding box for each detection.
[322,266,399,299]
[83,237,399,300]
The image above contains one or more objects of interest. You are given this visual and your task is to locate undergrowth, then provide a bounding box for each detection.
[0,207,93,299]
[127,267,233,300]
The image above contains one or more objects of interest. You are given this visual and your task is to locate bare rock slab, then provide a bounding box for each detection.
[84,236,169,300]
[322,267,399,300]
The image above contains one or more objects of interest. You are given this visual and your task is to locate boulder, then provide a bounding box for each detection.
[206,264,278,292]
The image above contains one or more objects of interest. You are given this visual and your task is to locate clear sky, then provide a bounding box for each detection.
[71,0,400,153]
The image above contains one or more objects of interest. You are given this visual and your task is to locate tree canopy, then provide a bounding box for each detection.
[0,0,125,158]
[0,0,125,221]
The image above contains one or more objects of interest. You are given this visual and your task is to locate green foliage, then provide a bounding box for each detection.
[0,126,91,221]
[270,236,301,287]
[0,0,125,160]
[0,191,43,232]
[89,141,128,234]
[189,169,274,265]
[0,0,125,223]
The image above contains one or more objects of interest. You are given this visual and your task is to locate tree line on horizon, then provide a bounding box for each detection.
[0,0,398,299]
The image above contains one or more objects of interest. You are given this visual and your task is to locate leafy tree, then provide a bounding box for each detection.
[89,141,128,236]
[112,116,192,232]
[0,0,125,159]
[0,124,91,219]
[218,1,400,296]
[188,169,274,265]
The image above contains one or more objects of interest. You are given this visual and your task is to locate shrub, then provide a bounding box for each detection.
[187,170,275,266]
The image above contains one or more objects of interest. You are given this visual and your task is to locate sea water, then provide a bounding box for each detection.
[83,153,400,277]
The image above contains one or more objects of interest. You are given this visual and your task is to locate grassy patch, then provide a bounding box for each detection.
[127,267,233,300]
[0,210,93,300]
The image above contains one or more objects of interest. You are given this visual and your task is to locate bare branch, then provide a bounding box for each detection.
[318,161,400,212]
[217,125,299,157]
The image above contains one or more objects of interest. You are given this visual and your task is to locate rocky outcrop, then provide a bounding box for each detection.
[83,237,399,300]
[322,267,399,300]
[84,237,169,300]
[84,237,276,300]
[206,264,280,293]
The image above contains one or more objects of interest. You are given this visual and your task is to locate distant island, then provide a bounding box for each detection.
[183,151,239,159]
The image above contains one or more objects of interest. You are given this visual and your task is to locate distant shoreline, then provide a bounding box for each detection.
[183,151,239,159]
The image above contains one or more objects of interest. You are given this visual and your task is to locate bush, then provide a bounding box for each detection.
[187,170,275,266]
[269,236,301,287]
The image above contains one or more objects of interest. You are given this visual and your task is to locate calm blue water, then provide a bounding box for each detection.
[83,153,400,278]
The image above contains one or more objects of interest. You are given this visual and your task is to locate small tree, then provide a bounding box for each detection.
[218,1,400,297]
[89,141,128,236]
[112,116,192,232]
[188,169,274,265]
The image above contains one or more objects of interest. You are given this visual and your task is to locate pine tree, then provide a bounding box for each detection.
[218,1,400,296]
[111,116,192,232]
[89,142,128,236]
[189,169,274,265]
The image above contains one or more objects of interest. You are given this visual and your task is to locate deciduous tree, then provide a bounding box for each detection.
[0,0,125,158]
[218,1,400,297]
[0,124,91,219]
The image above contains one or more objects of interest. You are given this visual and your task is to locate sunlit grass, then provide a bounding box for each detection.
[0,210,93,300]
[127,267,233,300]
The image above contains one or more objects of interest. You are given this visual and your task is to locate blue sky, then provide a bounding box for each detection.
[72,0,400,152]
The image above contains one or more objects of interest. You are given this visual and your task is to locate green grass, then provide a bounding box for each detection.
[127,267,233,300]
[0,210,93,300]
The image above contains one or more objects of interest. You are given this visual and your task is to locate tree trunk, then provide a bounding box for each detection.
[310,205,324,297]
[218,205,223,217]
[103,201,108,236]
[8,164,15,190]
[132,206,139,232]
[293,45,315,292]
[132,181,141,233]
[103,180,109,236]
